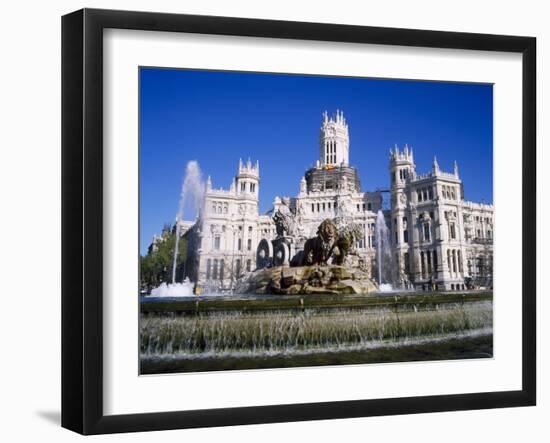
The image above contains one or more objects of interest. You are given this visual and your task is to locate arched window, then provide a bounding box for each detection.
[235,259,241,277]
[206,259,211,280]
[212,259,218,280]
[219,260,224,281]
[450,223,456,240]
[423,223,431,242]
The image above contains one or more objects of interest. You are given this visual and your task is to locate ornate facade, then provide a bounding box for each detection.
[389,147,493,290]
[177,110,493,291]
[181,158,275,290]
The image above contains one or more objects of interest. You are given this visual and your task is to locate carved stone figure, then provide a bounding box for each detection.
[272,197,297,238]
[273,209,294,237]
[302,219,338,265]
[333,223,364,265]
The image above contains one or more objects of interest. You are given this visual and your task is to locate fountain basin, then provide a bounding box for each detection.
[140,297,493,374]
[234,264,378,295]
[140,289,493,314]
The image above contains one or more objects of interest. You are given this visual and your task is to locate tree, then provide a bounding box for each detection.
[139,224,187,293]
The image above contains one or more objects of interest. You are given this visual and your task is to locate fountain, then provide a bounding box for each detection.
[239,218,378,295]
[171,161,204,283]
[375,210,394,292]
[147,161,205,297]
[150,278,195,297]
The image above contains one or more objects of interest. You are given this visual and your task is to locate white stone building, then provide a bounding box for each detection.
[389,147,493,290]
[182,158,275,289]
[178,110,493,291]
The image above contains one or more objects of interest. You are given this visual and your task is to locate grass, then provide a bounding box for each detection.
[140,301,492,357]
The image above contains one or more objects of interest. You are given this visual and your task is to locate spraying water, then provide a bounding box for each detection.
[146,161,205,298]
[150,279,195,297]
[171,161,205,284]
[375,210,393,291]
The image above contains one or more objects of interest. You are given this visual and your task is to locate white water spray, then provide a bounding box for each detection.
[375,210,393,292]
[150,279,195,297]
[171,161,205,284]
[146,161,205,298]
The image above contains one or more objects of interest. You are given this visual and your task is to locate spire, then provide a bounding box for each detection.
[206,175,212,191]
[404,143,409,157]
[454,160,459,177]
[432,156,440,174]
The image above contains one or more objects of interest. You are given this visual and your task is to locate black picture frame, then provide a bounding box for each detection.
[61,8,536,435]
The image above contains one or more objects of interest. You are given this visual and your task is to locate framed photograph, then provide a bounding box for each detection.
[62,8,536,435]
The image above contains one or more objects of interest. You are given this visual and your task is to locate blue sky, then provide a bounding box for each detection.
[140,68,493,255]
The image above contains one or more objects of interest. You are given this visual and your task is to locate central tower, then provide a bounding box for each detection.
[319,110,349,167]
[305,110,360,194]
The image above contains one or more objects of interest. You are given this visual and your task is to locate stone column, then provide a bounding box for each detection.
[414,249,422,283]
[454,249,458,276]
[420,251,428,280]
[445,247,452,280]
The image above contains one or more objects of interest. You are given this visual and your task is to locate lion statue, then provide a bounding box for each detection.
[333,223,364,265]
[302,219,338,265]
